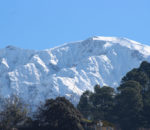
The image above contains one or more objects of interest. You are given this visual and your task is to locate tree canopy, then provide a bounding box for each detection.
[0,95,28,130]
[115,81,143,130]
[78,61,150,129]
[35,97,84,130]
[78,85,115,122]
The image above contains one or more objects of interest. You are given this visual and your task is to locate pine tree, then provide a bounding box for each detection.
[115,81,143,130]
[0,95,28,130]
[77,90,93,119]
[35,97,84,130]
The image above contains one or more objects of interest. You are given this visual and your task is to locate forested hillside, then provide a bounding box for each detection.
[78,61,150,130]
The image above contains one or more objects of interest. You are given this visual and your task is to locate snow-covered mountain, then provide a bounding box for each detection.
[0,36,150,108]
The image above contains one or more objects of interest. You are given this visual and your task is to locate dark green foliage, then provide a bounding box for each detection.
[122,68,149,90]
[139,61,150,78]
[121,61,150,128]
[122,61,150,93]
[94,84,101,93]
[118,80,142,92]
[0,61,150,129]
[78,61,150,129]
[0,95,28,130]
[90,86,115,121]
[141,87,150,128]
[77,90,93,119]
[35,97,84,130]
[78,85,115,122]
[115,81,143,130]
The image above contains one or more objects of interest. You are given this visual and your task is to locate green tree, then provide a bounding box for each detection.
[90,85,115,121]
[122,68,149,91]
[139,61,150,78]
[121,61,150,128]
[141,88,150,128]
[77,90,93,119]
[78,85,115,122]
[36,97,84,130]
[115,81,143,130]
[0,95,28,130]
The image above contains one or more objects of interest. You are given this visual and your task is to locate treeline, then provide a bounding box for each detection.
[78,61,150,130]
[0,61,150,130]
[0,96,84,130]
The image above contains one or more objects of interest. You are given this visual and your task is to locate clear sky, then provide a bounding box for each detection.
[0,0,150,50]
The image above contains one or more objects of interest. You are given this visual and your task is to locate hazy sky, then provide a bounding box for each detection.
[0,0,150,50]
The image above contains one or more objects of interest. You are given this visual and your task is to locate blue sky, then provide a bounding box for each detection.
[0,0,150,50]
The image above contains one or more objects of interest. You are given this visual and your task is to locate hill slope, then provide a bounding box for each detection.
[0,36,150,107]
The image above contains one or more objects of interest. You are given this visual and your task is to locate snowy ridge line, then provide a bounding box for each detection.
[0,36,150,110]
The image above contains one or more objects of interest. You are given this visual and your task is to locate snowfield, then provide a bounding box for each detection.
[0,36,150,109]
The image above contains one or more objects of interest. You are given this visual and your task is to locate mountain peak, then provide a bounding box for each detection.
[5,45,18,50]
[89,36,122,41]
[0,36,150,110]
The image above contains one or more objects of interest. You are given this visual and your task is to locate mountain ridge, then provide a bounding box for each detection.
[0,36,150,109]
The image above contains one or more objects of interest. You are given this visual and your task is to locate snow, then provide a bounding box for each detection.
[1,58,9,68]
[0,36,150,110]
